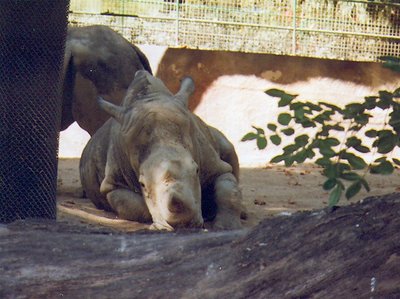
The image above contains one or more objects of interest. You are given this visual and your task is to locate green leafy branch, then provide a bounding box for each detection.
[242,87,400,206]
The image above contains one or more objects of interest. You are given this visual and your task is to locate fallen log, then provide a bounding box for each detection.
[1,193,399,298]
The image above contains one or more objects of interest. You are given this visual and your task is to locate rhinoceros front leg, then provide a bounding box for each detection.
[106,189,151,223]
[212,173,243,229]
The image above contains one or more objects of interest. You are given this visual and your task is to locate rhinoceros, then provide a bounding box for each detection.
[62,25,152,136]
[80,70,244,230]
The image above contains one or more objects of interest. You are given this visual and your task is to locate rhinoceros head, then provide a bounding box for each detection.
[98,71,203,230]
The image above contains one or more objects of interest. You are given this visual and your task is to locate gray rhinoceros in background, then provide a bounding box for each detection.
[62,25,152,136]
[80,70,244,230]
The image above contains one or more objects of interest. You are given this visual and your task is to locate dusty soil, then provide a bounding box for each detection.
[57,158,400,231]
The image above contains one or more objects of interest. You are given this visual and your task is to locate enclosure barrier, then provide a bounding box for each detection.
[0,1,70,223]
[69,0,400,62]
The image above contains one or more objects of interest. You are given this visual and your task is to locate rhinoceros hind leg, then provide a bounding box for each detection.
[212,173,244,230]
[106,189,151,223]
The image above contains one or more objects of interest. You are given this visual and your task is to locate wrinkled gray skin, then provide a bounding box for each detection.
[62,25,152,136]
[80,71,243,230]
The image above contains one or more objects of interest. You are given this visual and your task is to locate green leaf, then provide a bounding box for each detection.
[329,185,342,207]
[337,163,351,173]
[364,96,377,110]
[389,110,400,129]
[393,158,400,166]
[270,134,282,145]
[323,178,337,191]
[319,146,336,158]
[376,132,398,154]
[393,87,400,97]
[256,136,267,150]
[353,145,370,153]
[282,128,295,136]
[319,102,342,112]
[241,132,258,141]
[284,156,295,167]
[345,136,362,147]
[370,160,394,175]
[278,113,292,126]
[365,129,378,138]
[322,110,335,118]
[306,149,315,159]
[293,150,308,163]
[278,96,296,107]
[374,157,387,163]
[324,138,340,147]
[360,178,370,192]
[323,164,338,179]
[349,156,368,170]
[316,157,332,166]
[340,172,361,181]
[354,114,370,126]
[313,115,328,124]
[331,124,345,131]
[343,153,367,170]
[294,134,309,147]
[304,102,323,112]
[349,125,362,131]
[377,91,393,109]
[379,90,393,102]
[300,120,316,128]
[379,56,400,63]
[265,88,297,107]
[270,154,287,164]
[294,107,305,120]
[267,123,277,131]
[345,103,364,114]
[265,89,296,99]
[283,144,301,153]
[345,181,362,200]
[252,126,265,135]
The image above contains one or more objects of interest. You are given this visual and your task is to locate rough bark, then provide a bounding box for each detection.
[1,193,399,298]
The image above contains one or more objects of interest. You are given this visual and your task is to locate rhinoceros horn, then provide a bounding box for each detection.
[122,70,173,106]
[97,96,125,123]
[175,76,195,107]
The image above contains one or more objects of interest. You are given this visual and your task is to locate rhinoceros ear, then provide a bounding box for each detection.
[175,76,195,108]
[98,96,124,123]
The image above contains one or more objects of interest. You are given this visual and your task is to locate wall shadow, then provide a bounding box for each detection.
[156,48,400,110]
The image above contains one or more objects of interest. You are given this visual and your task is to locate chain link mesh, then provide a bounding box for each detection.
[69,0,400,61]
[0,1,70,223]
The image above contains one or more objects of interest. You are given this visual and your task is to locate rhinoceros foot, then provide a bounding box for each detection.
[212,212,243,230]
[212,173,244,230]
[106,189,151,223]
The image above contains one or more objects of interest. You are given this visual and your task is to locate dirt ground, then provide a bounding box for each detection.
[57,158,400,231]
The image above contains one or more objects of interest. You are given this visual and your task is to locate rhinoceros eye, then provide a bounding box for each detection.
[139,181,145,190]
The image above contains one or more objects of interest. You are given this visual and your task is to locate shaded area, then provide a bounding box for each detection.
[57,158,400,229]
[1,193,399,298]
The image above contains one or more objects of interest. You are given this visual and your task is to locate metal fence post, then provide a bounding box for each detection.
[176,0,180,47]
[292,0,297,55]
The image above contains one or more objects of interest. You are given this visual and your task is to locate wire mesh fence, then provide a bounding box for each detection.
[0,1,69,223]
[68,0,400,61]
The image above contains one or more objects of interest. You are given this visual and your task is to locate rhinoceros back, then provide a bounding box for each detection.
[79,120,113,211]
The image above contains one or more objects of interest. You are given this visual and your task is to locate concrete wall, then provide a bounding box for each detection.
[59,46,400,167]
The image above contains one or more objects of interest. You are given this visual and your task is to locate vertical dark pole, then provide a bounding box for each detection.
[0,1,70,223]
